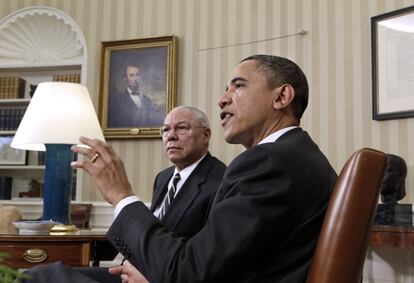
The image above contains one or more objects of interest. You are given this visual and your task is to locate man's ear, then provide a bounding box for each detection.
[273,84,295,110]
[203,128,212,145]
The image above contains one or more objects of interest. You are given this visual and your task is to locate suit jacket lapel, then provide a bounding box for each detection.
[212,128,304,207]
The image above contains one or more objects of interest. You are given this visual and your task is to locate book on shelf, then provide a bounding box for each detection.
[0,108,26,131]
[0,77,26,99]
[37,151,45,165]
[0,177,12,200]
[52,73,81,84]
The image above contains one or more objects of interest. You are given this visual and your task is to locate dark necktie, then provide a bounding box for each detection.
[159,173,181,220]
[130,91,142,108]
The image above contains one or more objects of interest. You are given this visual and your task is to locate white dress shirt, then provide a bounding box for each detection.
[127,87,142,109]
[258,126,298,144]
[152,154,206,218]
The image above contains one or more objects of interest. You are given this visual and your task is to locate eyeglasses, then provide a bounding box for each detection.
[160,124,206,136]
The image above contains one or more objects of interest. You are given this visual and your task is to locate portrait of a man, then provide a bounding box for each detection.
[98,36,177,138]
[108,63,164,128]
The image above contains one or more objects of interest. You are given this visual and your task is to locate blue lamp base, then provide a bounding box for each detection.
[41,144,73,224]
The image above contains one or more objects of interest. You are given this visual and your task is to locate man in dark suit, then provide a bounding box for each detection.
[32,54,337,282]
[107,65,164,128]
[149,106,226,238]
[149,152,225,238]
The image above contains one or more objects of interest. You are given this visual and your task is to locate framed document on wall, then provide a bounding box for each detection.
[372,5,414,120]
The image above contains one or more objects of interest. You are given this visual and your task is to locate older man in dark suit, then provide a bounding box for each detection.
[149,106,226,237]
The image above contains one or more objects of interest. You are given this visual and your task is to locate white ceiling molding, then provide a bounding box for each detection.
[0,6,86,68]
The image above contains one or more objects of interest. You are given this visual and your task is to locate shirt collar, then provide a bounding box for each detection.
[258,126,299,145]
[170,153,208,189]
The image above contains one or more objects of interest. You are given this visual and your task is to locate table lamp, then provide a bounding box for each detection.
[11,82,105,225]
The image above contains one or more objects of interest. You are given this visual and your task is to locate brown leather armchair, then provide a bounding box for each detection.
[306,148,387,283]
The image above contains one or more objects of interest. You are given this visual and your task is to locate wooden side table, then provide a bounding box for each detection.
[0,230,117,268]
[370,224,414,249]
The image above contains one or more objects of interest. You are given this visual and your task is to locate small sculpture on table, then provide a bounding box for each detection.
[19,179,43,198]
[374,154,411,226]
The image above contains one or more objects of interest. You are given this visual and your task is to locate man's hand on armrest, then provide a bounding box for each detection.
[109,260,149,283]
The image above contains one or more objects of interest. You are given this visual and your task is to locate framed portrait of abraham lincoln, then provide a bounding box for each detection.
[98,35,177,138]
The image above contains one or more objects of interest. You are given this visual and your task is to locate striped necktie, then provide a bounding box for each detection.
[159,173,181,220]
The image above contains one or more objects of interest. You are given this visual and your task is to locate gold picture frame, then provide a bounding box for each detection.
[98,35,177,138]
[0,135,27,165]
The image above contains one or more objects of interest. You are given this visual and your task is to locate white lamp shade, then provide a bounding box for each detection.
[11,82,105,151]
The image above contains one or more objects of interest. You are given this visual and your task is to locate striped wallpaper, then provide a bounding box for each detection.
[1,0,414,204]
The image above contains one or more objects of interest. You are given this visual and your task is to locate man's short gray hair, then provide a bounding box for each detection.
[174,106,210,128]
